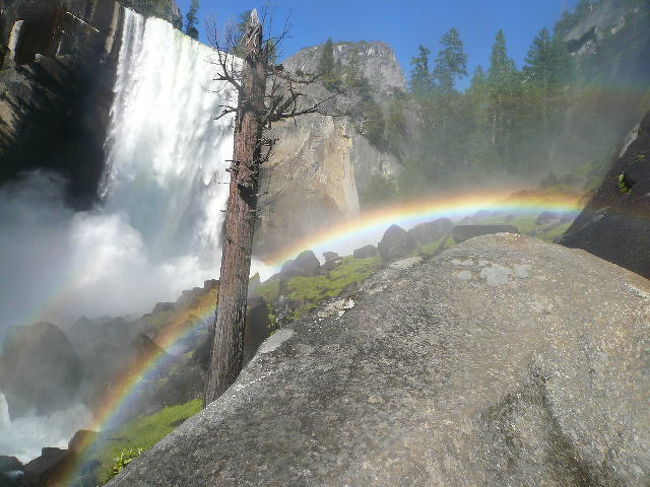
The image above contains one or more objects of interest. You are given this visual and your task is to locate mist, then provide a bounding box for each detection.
[0,171,217,332]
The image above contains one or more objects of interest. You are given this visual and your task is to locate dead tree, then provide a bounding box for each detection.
[204,9,333,405]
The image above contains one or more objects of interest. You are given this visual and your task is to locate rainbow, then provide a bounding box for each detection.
[263,189,584,269]
[60,292,217,486]
[60,189,584,485]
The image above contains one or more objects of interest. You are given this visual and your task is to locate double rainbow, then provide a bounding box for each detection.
[61,189,583,485]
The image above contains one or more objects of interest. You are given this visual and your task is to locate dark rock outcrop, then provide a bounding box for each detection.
[561,110,650,278]
[452,224,519,243]
[0,322,82,417]
[377,224,416,261]
[17,429,98,487]
[407,217,454,244]
[353,244,378,259]
[321,252,342,272]
[22,447,69,487]
[194,298,271,372]
[0,457,21,474]
[243,296,270,364]
[323,251,339,262]
[279,250,321,280]
[107,234,650,486]
[0,0,123,207]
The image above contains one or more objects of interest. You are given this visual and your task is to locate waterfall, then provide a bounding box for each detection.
[0,10,240,326]
[102,9,237,262]
[0,393,9,429]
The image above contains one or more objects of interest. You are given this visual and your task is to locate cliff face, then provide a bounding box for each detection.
[253,41,405,258]
[558,0,650,167]
[285,41,407,98]
[0,0,123,207]
[255,112,402,258]
[560,110,650,278]
[0,0,182,207]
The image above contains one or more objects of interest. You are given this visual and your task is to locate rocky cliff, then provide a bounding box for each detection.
[0,0,123,206]
[285,40,407,98]
[558,0,650,168]
[108,234,650,486]
[254,42,405,258]
[561,109,650,277]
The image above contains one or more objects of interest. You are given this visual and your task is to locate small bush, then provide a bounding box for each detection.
[109,448,143,479]
[617,173,632,194]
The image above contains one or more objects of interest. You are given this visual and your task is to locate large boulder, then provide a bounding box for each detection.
[279,250,321,280]
[452,224,519,243]
[561,110,650,278]
[107,234,650,486]
[0,322,82,417]
[407,217,454,244]
[377,224,417,261]
[353,244,378,259]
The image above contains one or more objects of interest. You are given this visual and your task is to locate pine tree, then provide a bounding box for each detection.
[524,28,553,85]
[432,28,468,92]
[410,45,432,96]
[318,38,339,90]
[487,29,519,166]
[319,38,335,77]
[185,0,199,40]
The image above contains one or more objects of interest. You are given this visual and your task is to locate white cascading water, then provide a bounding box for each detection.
[0,9,239,461]
[0,393,9,429]
[102,9,237,264]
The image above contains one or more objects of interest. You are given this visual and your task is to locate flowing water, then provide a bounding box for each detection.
[0,9,238,461]
[102,10,238,262]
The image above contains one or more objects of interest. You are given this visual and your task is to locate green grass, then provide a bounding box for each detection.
[97,399,203,483]
[256,278,281,304]
[286,256,381,319]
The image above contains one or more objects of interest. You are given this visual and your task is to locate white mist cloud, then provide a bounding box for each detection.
[0,392,91,462]
[0,172,218,334]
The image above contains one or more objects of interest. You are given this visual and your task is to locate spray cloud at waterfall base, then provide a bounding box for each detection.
[0,10,239,461]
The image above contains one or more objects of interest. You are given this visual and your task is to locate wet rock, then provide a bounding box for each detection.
[193,297,271,372]
[243,296,271,364]
[0,322,82,417]
[0,457,21,474]
[377,224,417,262]
[407,218,454,244]
[280,250,320,279]
[452,224,519,243]
[68,430,98,453]
[323,251,340,262]
[107,234,650,487]
[353,244,378,259]
[561,110,650,278]
[22,447,69,487]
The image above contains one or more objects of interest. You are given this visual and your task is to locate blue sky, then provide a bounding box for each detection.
[177,0,579,87]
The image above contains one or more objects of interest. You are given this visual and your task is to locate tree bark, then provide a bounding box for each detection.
[204,10,267,405]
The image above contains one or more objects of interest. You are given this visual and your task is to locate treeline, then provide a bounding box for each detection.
[360,0,650,206]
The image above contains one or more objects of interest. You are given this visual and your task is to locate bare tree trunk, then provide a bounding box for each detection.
[204,11,267,405]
